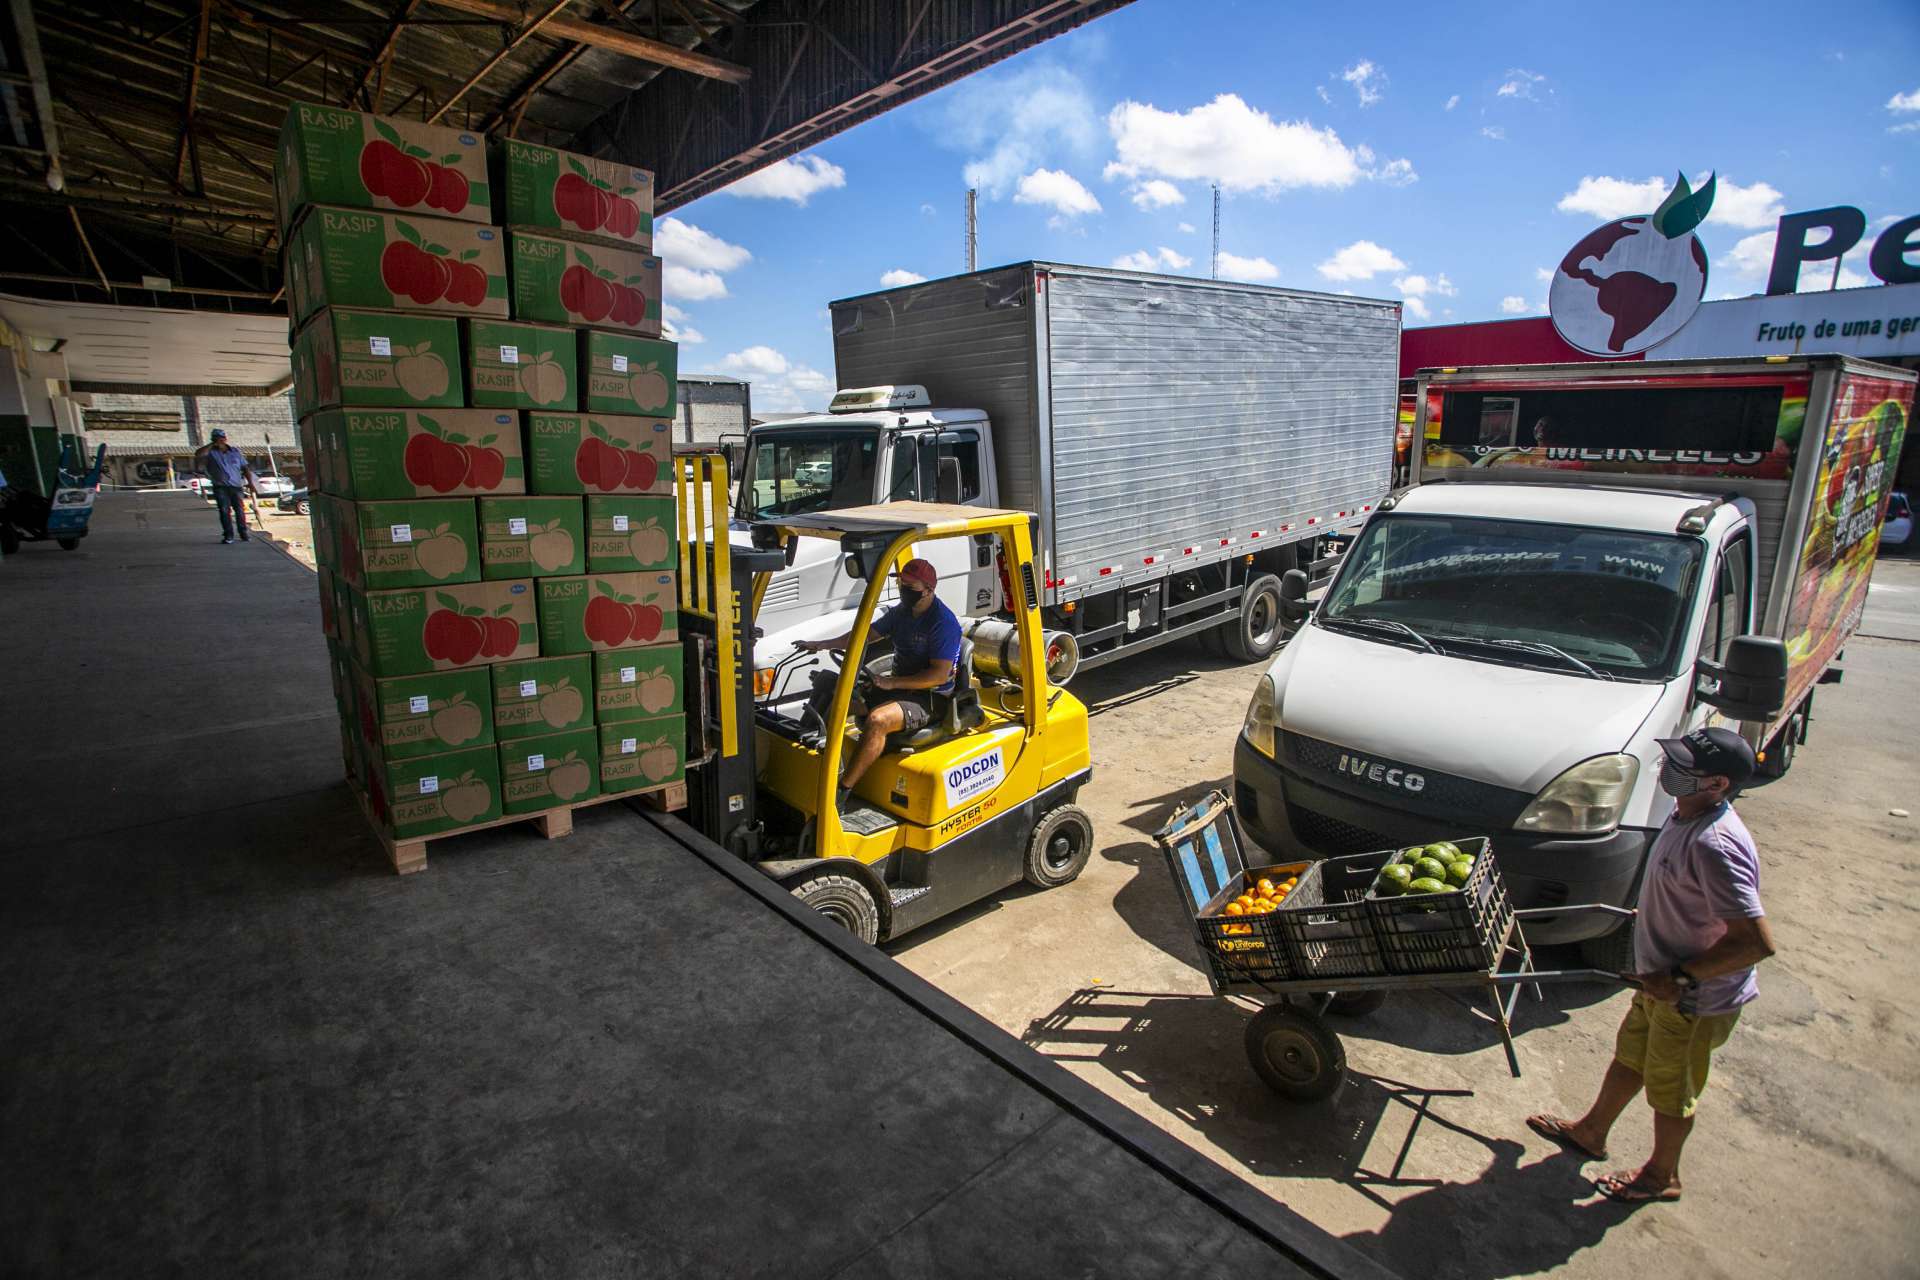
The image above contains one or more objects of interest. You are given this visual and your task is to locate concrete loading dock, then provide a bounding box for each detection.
[0,495,1385,1278]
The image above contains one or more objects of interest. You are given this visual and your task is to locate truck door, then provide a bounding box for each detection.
[910,430,1000,617]
[1691,527,1754,730]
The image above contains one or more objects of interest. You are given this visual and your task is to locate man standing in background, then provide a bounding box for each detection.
[195,428,256,544]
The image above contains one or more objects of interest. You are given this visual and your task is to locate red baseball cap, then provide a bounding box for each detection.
[898,558,937,588]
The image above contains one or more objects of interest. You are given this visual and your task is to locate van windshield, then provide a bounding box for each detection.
[1320,514,1704,679]
[739,428,881,520]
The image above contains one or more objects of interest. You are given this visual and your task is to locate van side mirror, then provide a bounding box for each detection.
[1696,635,1788,721]
[1279,569,1309,623]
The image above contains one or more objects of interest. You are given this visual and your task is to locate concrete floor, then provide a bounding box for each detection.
[893,556,1920,1280]
[0,494,1384,1279]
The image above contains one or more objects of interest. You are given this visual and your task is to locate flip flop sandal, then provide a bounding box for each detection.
[1526,1114,1608,1161]
[1594,1173,1683,1203]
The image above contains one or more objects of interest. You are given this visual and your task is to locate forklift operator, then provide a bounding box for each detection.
[797,558,963,810]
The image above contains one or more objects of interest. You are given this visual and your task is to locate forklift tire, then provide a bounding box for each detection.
[57,537,79,550]
[1023,803,1094,889]
[1226,574,1285,663]
[1245,1004,1346,1102]
[789,873,881,945]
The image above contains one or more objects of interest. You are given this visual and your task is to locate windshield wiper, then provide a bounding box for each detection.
[1447,636,1612,680]
[1321,615,1441,655]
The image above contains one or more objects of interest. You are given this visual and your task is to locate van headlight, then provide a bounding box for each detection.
[1515,754,1638,834]
[1241,674,1277,759]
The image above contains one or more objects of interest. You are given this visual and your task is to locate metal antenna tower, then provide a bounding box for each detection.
[1210,184,1220,279]
[966,188,978,271]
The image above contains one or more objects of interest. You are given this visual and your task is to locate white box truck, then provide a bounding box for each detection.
[1233,354,1914,966]
[732,262,1401,691]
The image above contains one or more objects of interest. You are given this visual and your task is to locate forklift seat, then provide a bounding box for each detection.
[891,639,985,753]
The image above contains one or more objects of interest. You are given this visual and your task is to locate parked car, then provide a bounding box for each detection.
[792,459,833,487]
[277,488,311,516]
[1883,491,1912,551]
[254,474,296,498]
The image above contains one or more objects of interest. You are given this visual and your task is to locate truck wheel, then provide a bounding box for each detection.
[1579,918,1636,976]
[1024,803,1094,888]
[1226,574,1285,663]
[56,537,79,551]
[1757,710,1802,779]
[789,873,881,945]
[1245,1004,1346,1102]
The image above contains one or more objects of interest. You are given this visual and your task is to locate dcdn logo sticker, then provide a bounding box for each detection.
[943,745,1004,807]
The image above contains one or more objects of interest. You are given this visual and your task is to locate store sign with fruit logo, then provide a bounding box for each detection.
[1549,171,1715,357]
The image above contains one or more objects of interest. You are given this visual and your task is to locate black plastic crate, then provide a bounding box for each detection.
[1267,850,1391,981]
[1155,790,1314,991]
[1191,860,1314,987]
[1363,837,1515,975]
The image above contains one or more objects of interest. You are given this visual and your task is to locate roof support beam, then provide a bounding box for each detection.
[175,0,213,194]
[346,0,424,112]
[430,0,750,85]
[425,0,570,124]
[8,0,66,191]
[68,207,110,292]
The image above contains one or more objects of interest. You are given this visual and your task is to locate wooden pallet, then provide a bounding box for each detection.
[350,778,687,875]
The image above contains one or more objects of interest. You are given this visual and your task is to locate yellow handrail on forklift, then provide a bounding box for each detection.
[674,451,739,760]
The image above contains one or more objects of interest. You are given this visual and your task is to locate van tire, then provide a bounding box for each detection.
[1226,574,1285,663]
[790,874,881,945]
[1757,709,1802,779]
[1024,804,1094,888]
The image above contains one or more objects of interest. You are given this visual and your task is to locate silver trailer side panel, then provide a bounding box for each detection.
[834,263,1400,601]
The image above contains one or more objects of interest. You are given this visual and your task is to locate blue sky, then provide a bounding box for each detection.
[660,0,1920,408]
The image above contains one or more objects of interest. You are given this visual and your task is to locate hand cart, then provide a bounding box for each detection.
[1154,790,1634,1102]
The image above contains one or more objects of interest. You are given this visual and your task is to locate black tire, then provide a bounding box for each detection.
[295,499,311,516]
[1244,1004,1346,1102]
[789,873,881,945]
[1579,918,1636,976]
[1,526,20,555]
[1326,990,1387,1017]
[1023,803,1094,888]
[56,537,79,550]
[1757,710,1800,779]
[1226,574,1285,663]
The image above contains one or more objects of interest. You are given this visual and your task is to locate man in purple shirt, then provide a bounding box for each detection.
[1526,727,1777,1203]
[194,429,256,544]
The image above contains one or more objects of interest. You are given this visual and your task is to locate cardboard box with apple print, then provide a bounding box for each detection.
[537,572,676,654]
[585,495,676,572]
[509,232,661,336]
[580,331,676,416]
[345,497,481,589]
[366,742,502,839]
[464,319,578,410]
[291,207,508,324]
[317,564,340,640]
[479,495,585,578]
[591,644,682,723]
[598,716,684,794]
[354,663,494,760]
[348,577,538,676]
[499,727,600,814]
[317,407,523,499]
[489,654,592,741]
[495,138,653,252]
[526,413,671,495]
[276,103,492,232]
[292,307,464,413]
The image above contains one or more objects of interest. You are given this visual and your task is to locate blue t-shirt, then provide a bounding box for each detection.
[203,445,251,487]
[874,596,963,694]
[1634,802,1764,1016]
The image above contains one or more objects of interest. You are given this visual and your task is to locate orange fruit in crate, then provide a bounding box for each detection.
[1225,902,1245,916]
[1256,878,1276,895]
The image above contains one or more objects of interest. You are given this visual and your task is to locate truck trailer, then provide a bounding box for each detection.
[734,262,1401,686]
[1232,354,1913,966]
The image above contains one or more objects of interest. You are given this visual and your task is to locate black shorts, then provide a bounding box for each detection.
[888,691,933,732]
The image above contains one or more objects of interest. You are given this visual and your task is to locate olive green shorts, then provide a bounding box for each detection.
[1614,991,1741,1119]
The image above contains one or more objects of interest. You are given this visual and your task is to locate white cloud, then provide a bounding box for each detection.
[919,203,936,216]
[664,265,728,301]
[1130,179,1186,209]
[1891,121,1920,135]
[1535,266,1553,283]
[941,62,1099,197]
[1177,221,1197,234]
[1403,296,1430,320]
[1500,295,1528,314]
[1720,228,1876,292]
[1888,87,1920,112]
[1480,125,1506,141]
[1317,239,1405,281]
[1444,94,1460,111]
[1496,69,1546,100]
[879,268,927,287]
[1555,175,1785,229]
[1111,246,1193,272]
[660,304,705,345]
[721,154,845,205]
[1106,93,1367,193]
[1372,157,1417,186]
[1316,85,1332,105]
[718,346,788,379]
[1394,273,1455,297]
[1217,252,1279,282]
[1014,167,1101,217]
[1341,60,1387,107]
[707,346,834,411]
[655,217,751,272]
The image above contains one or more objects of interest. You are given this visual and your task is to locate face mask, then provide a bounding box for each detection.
[1659,759,1703,798]
[902,584,926,604]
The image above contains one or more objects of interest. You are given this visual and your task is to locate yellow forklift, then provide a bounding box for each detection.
[675,455,1093,943]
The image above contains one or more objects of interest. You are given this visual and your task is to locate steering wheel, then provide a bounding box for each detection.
[1572,612,1664,652]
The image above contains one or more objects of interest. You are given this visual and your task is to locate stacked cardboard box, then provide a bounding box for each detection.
[277,103,687,847]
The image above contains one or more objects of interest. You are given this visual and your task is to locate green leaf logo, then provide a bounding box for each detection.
[1652,171,1716,240]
